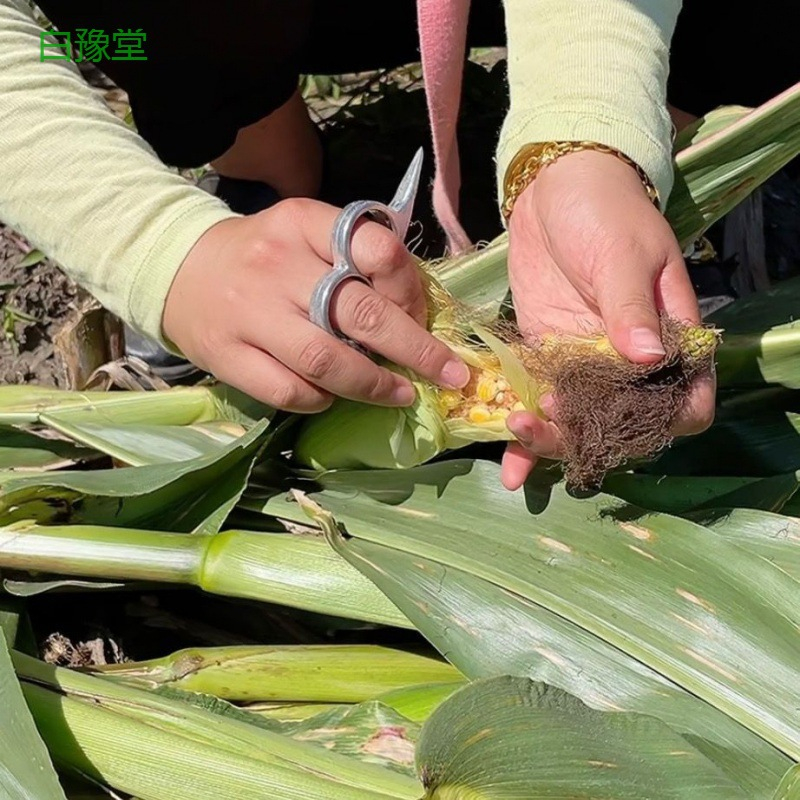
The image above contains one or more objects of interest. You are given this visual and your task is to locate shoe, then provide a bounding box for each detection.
[124,174,281,384]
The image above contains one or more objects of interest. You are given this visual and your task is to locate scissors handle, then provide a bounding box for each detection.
[309,148,424,338]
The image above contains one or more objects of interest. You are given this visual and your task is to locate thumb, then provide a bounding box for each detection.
[593,254,666,364]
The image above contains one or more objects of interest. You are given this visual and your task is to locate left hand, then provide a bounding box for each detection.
[500,149,716,490]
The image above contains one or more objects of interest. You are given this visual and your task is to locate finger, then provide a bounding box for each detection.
[671,370,716,436]
[501,442,538,491]
[210,342,333,413]
[592,241,667,364]
[255,313,419,407]
[330,280,470,389]
[507,411,564,460]
[289,199,427,324]
[656,257,702,324]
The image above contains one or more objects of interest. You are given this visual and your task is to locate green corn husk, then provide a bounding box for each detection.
[0,521,409,628]
[93,644,460,703]
[247,702,347,723]
[246,682,465,725]
[295,282,719,471]
[0,383,267,428]
[13,651,421,800]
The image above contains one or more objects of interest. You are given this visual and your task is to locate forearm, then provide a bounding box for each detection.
[0,0,237,343]
[497,0,683,208]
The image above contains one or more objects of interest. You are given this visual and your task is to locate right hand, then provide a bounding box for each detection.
[162,199,470,412]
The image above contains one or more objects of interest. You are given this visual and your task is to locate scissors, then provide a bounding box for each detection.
[308,147,424,342]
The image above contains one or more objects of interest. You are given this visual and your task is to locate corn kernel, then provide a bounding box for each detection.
[468,404,493,424]
[476,375,499,403]
[495,392,505,404]
[438,390,463,412]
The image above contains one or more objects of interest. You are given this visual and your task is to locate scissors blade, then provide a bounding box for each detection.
[387,147,424,241]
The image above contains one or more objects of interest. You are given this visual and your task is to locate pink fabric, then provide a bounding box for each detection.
[417,0,472,254]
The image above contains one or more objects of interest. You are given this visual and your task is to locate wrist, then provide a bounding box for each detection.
[502,141,660,222]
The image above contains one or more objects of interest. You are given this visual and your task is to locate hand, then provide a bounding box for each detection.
[163,199,470,412]
[500,150,716,490]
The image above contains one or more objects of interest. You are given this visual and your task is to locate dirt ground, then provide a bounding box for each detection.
[0,232,78,387]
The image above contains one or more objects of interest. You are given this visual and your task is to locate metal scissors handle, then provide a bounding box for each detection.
[309,147,423,338]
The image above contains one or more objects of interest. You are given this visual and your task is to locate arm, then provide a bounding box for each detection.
[497,0,682,205]
[494,0,715,491]
[0,0,470,413]
[0,0,237,345]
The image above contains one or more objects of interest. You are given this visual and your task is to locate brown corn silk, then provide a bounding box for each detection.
[295,270,719,489]
[425,273,719,488]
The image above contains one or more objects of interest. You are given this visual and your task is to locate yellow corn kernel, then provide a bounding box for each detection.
[476,374,499,403]
[438,390,463,412]
[468,404,493,424]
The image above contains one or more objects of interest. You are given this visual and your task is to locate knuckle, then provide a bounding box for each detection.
[410,336,448,375]
[359,225,411,273]
[267,380,303,412]
[295,337,337,381]
[268,380,331,413]
[362,370,397,403]
[269,197,307,226]
[348,292,390,337]
[241,235,277,268]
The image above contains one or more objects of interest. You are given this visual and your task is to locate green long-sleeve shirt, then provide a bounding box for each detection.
[0,0,680,346]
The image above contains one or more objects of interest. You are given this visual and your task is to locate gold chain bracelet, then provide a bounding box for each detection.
[501,140,660,222]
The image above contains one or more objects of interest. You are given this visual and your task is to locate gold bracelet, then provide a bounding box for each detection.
[501,140,660,222]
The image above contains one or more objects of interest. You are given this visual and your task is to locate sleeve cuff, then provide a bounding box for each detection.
[496,104,675,220]
[125,198,240,352]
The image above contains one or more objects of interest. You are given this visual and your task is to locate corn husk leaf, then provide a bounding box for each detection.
[93,644,459,703]
[775,765,800,799]
[0,633,67,800]
[255,700,420,776]
[14,651,421,800]
[36,417,246,466]
[667,83,800,247]
[685,507,800,580]
[603,471,799,514]
[417,676,747,799]
[263,459,799,797]
[0,420,270,533]
[712,276,800,390]
[0,383,268,428]
[375,683,465,724]
[0,426,96,472]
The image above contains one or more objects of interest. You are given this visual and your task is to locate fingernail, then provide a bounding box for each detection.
[391,383,416,406]
[508,418,534,447]
[440,359,470,389]
[630,327,666,357]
